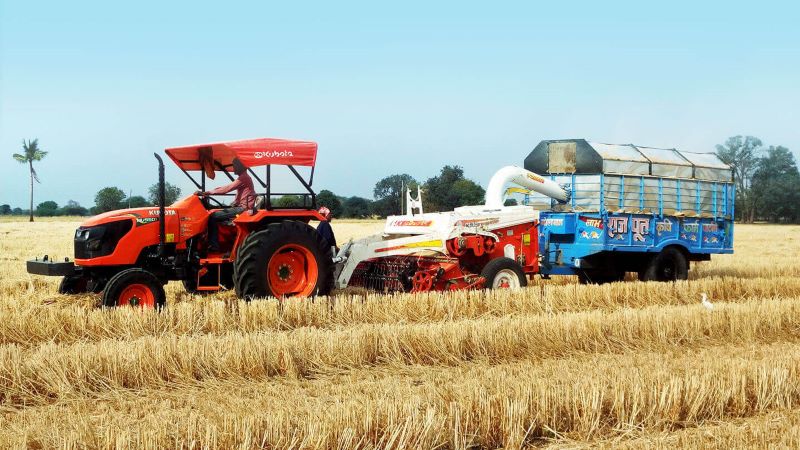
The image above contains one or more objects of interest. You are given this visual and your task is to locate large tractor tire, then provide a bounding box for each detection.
[481,257,527,289]
[640,247,689,282]
[102,268,166,308]
[234,221,333,300]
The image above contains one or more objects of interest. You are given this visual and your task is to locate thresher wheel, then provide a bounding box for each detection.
[234,221,333,300]
[102,268,166,308]
[411,271,434,292]
[480,257,527,290]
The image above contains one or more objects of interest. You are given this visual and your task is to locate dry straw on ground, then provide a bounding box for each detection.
[0,219,798,449]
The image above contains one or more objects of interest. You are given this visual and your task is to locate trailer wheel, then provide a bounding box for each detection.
[102,268,166,308]
[641,247,688,282]
[481,257,527,289]
[234,221,333,300]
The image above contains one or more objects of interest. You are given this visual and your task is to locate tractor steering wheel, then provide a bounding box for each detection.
[195,191,226,209]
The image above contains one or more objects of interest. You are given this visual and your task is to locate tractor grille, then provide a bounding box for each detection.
[74,220,132,259]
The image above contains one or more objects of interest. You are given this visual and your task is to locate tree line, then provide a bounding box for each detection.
[314,165,486,218]
[715,135,800,223]
[8,136,799,222]
[0,183,183,217]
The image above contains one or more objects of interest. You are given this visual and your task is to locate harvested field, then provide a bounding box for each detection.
[0,219,798,449]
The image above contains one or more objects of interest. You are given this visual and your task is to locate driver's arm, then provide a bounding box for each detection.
[204,178,243,196]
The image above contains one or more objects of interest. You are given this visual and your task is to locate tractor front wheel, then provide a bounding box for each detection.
[102,268,166,308]
[234,221,333,300]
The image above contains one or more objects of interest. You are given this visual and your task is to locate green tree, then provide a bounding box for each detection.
[504,198,519,206]
[148,182,182,206]
[127,195,149,208]
[95,187,126,213]
[61,200,89,216]
[751,145,800,223]
[0,204,10,215]
[423,165,485,211]
[342,196,373,218]
[12,139,48,222]
[715,136,762,222]
[373,174,417,217]
[274,195,304,207]
[316,189,343,217]
[35,201,59,217]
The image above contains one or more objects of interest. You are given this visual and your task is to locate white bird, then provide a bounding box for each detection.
[701,293,714,310]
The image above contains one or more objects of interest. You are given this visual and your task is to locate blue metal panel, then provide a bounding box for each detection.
[537,173,735,277]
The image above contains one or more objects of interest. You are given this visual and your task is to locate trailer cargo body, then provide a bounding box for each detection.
[525,139,734,281]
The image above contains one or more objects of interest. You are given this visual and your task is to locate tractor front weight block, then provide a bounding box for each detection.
[27,257,75,277]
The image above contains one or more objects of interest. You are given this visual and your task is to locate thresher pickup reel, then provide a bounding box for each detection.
[346,251,487,294]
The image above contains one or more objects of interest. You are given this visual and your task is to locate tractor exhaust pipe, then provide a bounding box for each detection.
[153,153,166,256]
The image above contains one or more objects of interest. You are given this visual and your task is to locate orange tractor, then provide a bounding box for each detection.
[27,138,334,307]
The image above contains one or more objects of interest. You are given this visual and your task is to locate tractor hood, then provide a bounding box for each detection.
[80,206,177,228]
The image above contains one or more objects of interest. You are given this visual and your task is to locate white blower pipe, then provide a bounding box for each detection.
[484,166,569,208]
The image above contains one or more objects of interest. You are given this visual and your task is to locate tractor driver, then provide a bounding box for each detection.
[197,157,256,252]
[316,206,338,253]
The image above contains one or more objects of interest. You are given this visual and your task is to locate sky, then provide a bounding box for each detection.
[1,0,799,209]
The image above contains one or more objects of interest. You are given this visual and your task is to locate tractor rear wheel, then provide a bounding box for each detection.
[641,247,688,282]
[102,268,166,308]
[481,257,527,289]
[234,221,333,300]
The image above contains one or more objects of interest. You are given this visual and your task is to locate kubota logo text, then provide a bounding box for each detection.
[254,150,294,159]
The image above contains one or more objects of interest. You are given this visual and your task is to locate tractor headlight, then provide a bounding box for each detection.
[74,220,133,259]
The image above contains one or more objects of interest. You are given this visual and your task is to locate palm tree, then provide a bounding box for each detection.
[12,139,48,222]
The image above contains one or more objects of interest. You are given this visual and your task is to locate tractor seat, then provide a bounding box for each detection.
[254,195,266,210]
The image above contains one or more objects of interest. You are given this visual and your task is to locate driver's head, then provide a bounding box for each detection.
[232,158,246,175]
[318,206,332,221]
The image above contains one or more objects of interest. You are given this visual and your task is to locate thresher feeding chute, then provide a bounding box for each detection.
[335,166,569,292]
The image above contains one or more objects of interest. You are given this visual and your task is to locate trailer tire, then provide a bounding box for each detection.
[234,221,333,300]
[102,268,166,308]
[641,247,688,282]
[481,257,527,289]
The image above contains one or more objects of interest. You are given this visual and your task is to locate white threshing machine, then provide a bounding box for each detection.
[334,166,569,292]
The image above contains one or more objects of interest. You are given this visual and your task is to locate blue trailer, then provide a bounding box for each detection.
[525,139,734,283]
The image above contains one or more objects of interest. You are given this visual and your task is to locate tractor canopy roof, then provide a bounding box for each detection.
[165,138,317,174]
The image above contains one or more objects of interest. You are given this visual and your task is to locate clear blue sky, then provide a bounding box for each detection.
[1,0,798,208]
